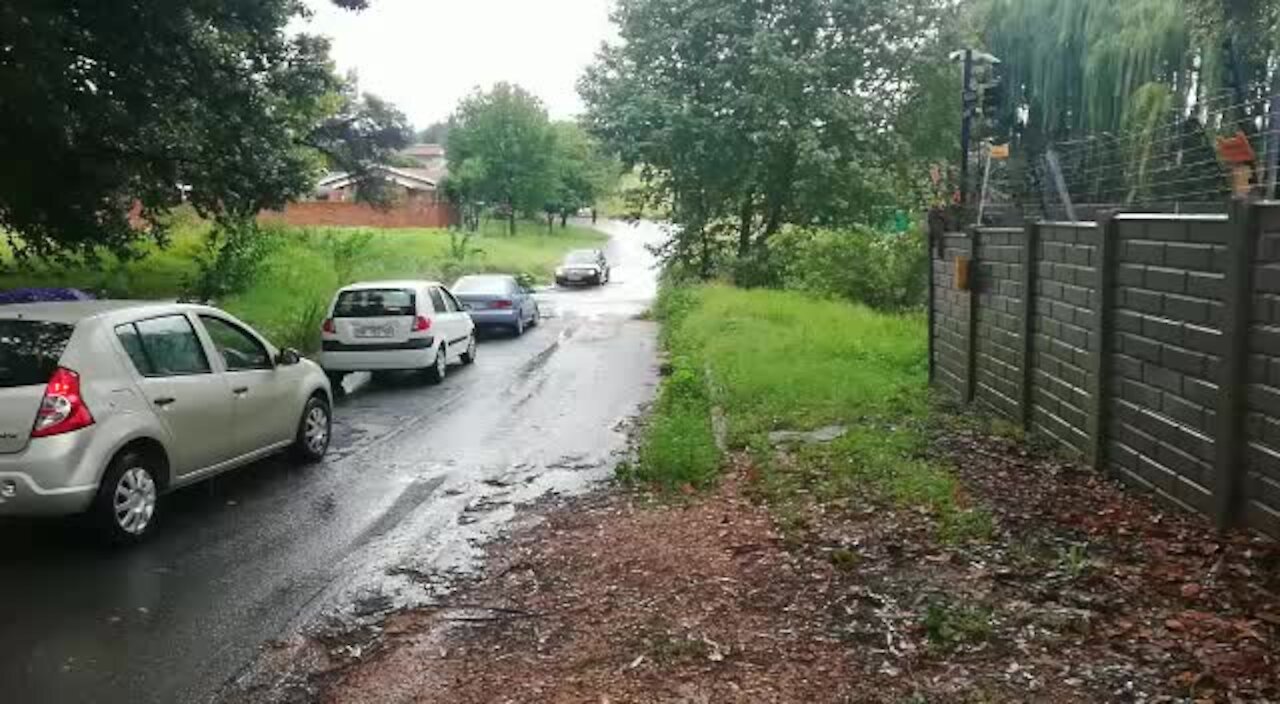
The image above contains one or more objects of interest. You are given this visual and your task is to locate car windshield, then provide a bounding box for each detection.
[564,251,598,265]
[0,319,75,388]
[333,289,415,318]
[453,276,511,295]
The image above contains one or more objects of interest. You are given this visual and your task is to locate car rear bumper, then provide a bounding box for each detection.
[320,347,436,371]
[556,275,600,286]
[467,309,521,326]
[0,432,102,516]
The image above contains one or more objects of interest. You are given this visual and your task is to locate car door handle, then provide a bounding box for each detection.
[232,386,249,395]
[153,397,176,408]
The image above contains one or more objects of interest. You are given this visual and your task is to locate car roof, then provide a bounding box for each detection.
[338,280,443,292]
[455,274,513,281]
[0,300,194,325]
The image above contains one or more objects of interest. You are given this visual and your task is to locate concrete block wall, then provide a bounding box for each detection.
[1105,216,1229,515]
[1029,223,1097,454]
[929,206,1279,538]
[931,233,970,399]
[973,229,1025,419]
[1246,205,1280,535]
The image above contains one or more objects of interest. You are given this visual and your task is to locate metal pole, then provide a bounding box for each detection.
[959,49,974,207]
[977,144,994,224]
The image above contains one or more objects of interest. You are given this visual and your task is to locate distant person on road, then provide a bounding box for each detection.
[591,208,598,225]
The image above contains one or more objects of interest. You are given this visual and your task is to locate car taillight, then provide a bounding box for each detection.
[493,300,513,309]
[413,316,431,332]
[322,318,336,334]
[31,367,95,438]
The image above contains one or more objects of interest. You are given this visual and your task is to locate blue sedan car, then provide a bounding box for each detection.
[452,275,540,336]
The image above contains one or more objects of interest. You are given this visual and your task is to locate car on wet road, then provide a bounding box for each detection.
[452,274,540,336]
[320,280,477,389]
[555,249,611,287]
[0,301,331,543]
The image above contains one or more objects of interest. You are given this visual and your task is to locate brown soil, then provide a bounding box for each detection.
[251,424,1279,704]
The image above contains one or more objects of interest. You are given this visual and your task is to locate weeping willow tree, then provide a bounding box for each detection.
[984,0,1280,205]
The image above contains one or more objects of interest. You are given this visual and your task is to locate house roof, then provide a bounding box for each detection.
[317,165,440,192]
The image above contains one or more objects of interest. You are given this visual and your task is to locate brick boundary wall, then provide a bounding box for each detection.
[258,201,458,229]
[929,202,1280,538]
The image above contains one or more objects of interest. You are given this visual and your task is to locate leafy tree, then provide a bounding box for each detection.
[0,0,411,259]
[543,122,620,229]
[445,83,556,236]
[579,0,955,278]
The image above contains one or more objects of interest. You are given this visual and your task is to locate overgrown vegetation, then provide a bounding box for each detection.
[0,216,604,352]
[632,285,991,542]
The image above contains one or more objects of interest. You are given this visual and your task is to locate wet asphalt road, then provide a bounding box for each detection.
[0,220,665,704]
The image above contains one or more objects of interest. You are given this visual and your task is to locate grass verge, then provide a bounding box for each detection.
[634,284,991,541]
[1,215,604,352]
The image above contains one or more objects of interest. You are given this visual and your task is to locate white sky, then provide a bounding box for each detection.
[300,0,618,130]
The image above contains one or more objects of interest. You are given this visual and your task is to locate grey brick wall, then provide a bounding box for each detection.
[1029,223,1097,454]
[1246,205,1280,536]
[974,228,1025,419]
[929,207,1280,538]
[932,233,970,399]
[1105,215,1228,515]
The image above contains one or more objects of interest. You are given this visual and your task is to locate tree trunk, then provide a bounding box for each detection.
[560,212,568,228]
[546,213,554,234]
[736,191,755,258]
[508,207,516,237]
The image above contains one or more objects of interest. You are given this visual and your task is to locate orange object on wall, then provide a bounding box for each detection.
[955,256,971,291]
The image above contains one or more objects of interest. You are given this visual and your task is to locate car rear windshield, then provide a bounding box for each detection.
[453,277,511,295]
[565,251,597,264]
[334,289,416,318]
[0,319,75,388]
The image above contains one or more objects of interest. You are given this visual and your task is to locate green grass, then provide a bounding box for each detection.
[635,284,992,541]
[0,215,605,352]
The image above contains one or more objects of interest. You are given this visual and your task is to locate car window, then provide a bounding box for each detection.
[443,289,462,311]
[114,324,156,376]
[200,316,272,371]
[0,320,74,388]
[565,250,597,265]
[428,287,448,313]
[334,289,416,318]
[131,315,211,376]
[452,276,510,295]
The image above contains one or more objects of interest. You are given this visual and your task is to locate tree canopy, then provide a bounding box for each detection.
[579,0,962,276]
[0,0,411,258]
[445,83,556,235]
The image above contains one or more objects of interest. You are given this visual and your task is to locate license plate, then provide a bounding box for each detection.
[354,324,395,339]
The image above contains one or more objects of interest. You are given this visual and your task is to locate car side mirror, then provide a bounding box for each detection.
[276,348,302,366]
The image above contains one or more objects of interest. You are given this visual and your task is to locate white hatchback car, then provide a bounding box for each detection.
[319,280,477,388]
[0,301,332,543]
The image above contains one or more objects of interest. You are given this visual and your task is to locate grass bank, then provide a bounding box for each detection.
[631,284,990,541]
[0,217,604,351]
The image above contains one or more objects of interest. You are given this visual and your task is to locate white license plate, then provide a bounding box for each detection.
[354,324,395,339]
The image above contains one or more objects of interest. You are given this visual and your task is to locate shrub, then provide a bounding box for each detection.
[187,220,280,303]
[743,225,928,311]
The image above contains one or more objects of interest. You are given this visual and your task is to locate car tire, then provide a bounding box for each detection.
[425,344,447,384]
[90,450,162,545]
[529,303,540,327]
[291,395,331,463]
[513,314,525,337]
[326,371,347,397]
[461,334,477,365]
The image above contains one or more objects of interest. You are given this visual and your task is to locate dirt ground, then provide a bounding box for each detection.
[248,423,1280,704]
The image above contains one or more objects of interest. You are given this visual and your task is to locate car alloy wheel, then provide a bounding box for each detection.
[113,466,157,536]
[304,404,330,456]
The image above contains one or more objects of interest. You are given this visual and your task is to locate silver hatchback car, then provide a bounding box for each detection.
[0,301,332,543]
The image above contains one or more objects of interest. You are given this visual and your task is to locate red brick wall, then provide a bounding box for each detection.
[258,200,459,229]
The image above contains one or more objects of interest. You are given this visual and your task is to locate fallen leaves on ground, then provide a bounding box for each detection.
[292,422,1277,704]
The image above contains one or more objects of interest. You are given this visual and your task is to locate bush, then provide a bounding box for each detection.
[740,225,928,311]
[186,220,281,303]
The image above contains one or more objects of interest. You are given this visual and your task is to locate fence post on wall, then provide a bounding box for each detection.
[927,218,939,386]
[965,227,981,403]
[1019,222,1040,428]
[1086,212,1119,472]
[1214,199,1258,530]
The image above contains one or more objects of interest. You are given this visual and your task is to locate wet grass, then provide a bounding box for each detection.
[633,284,991,541]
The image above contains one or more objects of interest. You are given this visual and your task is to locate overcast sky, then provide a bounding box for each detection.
[300,0,618,131]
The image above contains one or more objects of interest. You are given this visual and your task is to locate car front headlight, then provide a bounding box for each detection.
[555,267,565,276]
